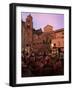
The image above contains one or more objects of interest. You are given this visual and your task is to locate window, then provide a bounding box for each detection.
[54,43,56,47]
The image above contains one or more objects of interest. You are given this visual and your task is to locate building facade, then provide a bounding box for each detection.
[51,28,64,52]
[22,15,64,56]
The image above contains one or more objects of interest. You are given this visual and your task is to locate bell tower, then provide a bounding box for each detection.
[25,14,33,30]
[24,14,33,55]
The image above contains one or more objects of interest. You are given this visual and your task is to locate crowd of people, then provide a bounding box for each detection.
[21,51,64,77]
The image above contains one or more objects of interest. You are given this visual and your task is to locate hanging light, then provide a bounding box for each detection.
[51,43,54,48]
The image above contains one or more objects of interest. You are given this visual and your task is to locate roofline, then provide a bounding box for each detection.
[54,28,64,33]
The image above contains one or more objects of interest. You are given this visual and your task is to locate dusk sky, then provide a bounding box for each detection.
[21,12,64,31]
